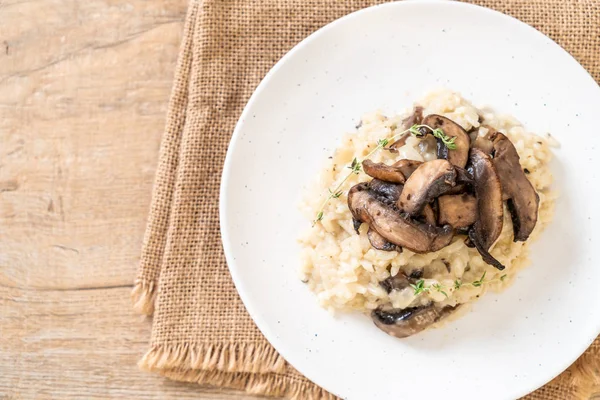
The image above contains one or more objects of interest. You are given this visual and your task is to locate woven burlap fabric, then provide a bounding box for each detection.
[133,0,600,398]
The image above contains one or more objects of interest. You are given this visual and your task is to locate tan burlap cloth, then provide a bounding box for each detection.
[132,1,600,398]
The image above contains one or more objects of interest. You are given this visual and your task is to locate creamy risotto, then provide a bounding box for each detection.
[299,89,555,337]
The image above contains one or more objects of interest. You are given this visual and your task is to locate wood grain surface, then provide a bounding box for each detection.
[0,1,598,400]
[0,0,265,398]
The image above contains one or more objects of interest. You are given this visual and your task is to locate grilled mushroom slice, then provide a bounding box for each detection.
[443,166,475,195]
[379,272,410,293]
[362,160,406,183]
[372,304,456,338]
[368,179,403,203]
[468,230,505,270]
[389,106,424,150]
[348,184,454,253]
[397,159,456,216]
[420,203,437,225]
[421,114,470,168]
[437,193,477,229]
[369,178,435,227]
[468,148,505,270]
[392,159,423,179]
[491,133,540,241]
[368,228,402,252]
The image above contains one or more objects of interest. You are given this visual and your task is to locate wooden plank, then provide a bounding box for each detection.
[0,286,263,399]
[0,0,270,398]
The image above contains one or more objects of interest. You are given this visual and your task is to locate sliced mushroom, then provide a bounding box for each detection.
[379,272,410,293]
[362,160,406,183]
[468,230,505,270]
[368,228,402,252]
[491,133,540,242]
[389,106,424,150]
[468,148,505,270]
[437,194,477,229]
[368,179,402,203]
[369,179,435,226]
[420,203,437,225]
[397,159,456,216]
[372,304,456,338]
[392,159,423,179]
[348,183,372,223]
[421,114,470,168]
[443,166,474,195]
[348,184,454,253]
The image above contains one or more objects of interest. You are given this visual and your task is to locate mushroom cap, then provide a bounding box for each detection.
[469,148,504,250]
[437,193,477,229]
[422,114,471,168]
[397,159,457,216]
[348,184,454,253]
[367,228,402,252]
[368,179,403,203]
[362,160,406,184]
[468,148,505,270]
[392,159,423,179]
[491,133,540,242]
[372,304,456,338]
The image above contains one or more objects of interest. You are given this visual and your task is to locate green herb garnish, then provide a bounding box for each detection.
[409,279,428,296]
[409,124,457,150]
[412,272,507,297]
[348,157,361,174]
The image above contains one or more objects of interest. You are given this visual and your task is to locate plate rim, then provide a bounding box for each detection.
[219,1,600,398]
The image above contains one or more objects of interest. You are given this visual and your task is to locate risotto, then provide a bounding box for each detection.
[299,89,555,337]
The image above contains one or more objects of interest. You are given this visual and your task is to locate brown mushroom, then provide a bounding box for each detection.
[367,228,402,252]
[379,272,410,293]
[369,178,435,226]
[468,148,505,270]
[368,179,403,203]
[420,203,437,225]
[468,230,505,270]
[392,159,423,179]
[443,166,475,195]
[397,159,456,216]
[348,184,454,253]
[372,304,456,338]
[437,193,477,229]
[491,133,540,242]
[388,106,424,150]
[421,114,470,168]
[362,160,406,183]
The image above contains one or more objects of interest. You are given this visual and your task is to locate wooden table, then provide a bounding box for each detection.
[2,1,599,399]
[0,1,263,398]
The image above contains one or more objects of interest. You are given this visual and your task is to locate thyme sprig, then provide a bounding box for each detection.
[410,272,508,298]
[312,123,454,226]
[409,124,457,150]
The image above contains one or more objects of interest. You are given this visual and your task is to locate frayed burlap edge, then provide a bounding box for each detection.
[138,342,287,375]
[158,368,337,400]
[131,279,157,316]
[136,337,599,400]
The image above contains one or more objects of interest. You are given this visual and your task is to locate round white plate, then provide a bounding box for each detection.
[220,1,600,399]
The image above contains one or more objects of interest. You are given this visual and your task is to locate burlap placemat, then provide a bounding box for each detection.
[132,0,600,398]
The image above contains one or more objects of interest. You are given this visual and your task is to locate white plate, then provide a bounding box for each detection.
[220,1,600,399]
